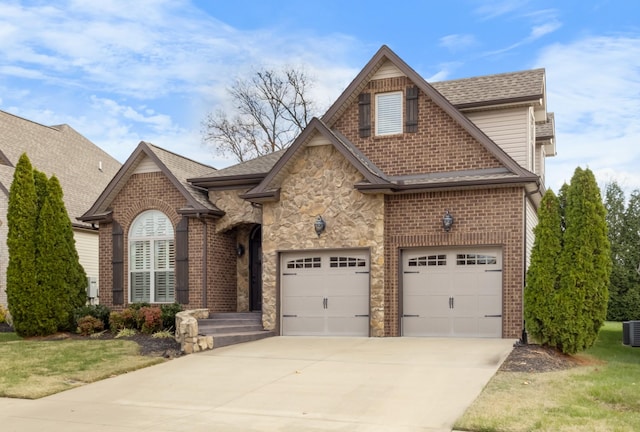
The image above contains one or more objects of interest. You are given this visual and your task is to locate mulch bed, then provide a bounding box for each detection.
[499,343,587,373]
[1,323,183,358]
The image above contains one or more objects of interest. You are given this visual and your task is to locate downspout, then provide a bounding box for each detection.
[202,217,208,309]
[521,185,540,345]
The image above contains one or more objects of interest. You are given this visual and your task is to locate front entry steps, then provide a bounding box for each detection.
[197,312,274,348]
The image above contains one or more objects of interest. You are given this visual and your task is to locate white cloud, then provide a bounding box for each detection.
[0,0,363,168]
[474,0,529,20]
[439,34,478,52]
[536,35,640,193]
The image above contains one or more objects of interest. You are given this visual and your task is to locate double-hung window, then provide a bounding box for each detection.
[129,210,175,303]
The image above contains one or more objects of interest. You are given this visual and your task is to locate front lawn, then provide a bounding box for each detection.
[0,334,164,399]
[455,322,640,432]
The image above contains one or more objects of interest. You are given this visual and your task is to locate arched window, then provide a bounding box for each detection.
[129,210,175,303]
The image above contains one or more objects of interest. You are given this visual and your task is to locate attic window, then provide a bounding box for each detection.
[375,91,403,136]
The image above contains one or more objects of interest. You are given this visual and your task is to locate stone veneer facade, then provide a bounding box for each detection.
[261,144,385,336]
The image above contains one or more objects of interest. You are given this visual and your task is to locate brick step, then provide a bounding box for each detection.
[212,330,275,348]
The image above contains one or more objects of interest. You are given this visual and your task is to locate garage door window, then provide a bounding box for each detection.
[329,256,367,268]
[456,254,497,265]
[408,254,447,267]
[286,257,321,269]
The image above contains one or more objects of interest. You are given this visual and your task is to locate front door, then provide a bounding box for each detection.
[249,225,262,311]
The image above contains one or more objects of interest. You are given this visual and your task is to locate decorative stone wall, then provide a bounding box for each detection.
[210,189,261,233]
[235,225,251,312]
[261,144,385,336]
[175,309,214,354]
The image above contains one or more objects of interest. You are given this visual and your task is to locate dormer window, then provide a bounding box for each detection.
[375,91,403,136]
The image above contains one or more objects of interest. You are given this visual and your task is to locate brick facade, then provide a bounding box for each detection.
[333,77,503,176]
[383,188,525,338]
[97,171,237,312]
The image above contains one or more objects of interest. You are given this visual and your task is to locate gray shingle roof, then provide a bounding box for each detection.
[197,149,286,179]
[144,143,218,211]
[431,69,545,107]
[536,112,555,140]
[0,110,121,227]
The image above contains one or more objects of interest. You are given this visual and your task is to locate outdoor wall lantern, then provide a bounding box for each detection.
[314,215,326,237]
[442,209,454,232]
[236,244,245,257]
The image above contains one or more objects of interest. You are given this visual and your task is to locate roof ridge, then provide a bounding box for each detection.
[143,141,216,171]
[432,68,545,85]
[0,109,62,132]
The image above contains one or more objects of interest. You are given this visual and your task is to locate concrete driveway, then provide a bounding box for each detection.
[1,337,513,432]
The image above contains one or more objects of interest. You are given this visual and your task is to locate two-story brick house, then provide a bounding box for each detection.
[81,45,555,339]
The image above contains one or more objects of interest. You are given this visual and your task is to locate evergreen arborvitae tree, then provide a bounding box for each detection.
[36,176,87,331]
[604,181,630,320]
[33,169,49,216]
[50,175,87,321]
[619,191,640,320]
[6,154,54,336]
[524,190,562,344]
[556,167,611,354]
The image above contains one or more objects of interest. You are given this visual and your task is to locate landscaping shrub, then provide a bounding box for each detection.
[109,311,125,332]
[160,303,182,330]
[128,302,151,311]
[137,307,162,334]
[76,315,104,336]
[0,304,7,324]
[73,304,111,330]
[121,308,138,329]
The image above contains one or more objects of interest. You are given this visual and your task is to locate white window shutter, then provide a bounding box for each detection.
[376,92,403,135]
[128,210,175,303]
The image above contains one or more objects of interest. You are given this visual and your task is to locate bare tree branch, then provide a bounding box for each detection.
[202,67,318,163]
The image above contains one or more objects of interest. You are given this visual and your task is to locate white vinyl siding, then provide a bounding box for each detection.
[129,210,175,303]
[133,155,161,174]
[535,144,546,186]
[525,200,538,271]
[371,60,405,80]
[74,229,98,280]
[375,91,403,136]
[466,107,529,169]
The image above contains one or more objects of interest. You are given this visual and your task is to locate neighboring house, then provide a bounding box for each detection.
[81,45,556,339]
[0,110,121,306]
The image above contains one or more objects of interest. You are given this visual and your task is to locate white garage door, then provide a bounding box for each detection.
[281,250,370,336]
[402,248,502,338]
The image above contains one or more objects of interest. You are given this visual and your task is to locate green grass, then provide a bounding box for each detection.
[455,322,640,432]
[0,334,164,399]
[0,333,22,342]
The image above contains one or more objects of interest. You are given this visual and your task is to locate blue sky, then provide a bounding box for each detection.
[1,0,639,193]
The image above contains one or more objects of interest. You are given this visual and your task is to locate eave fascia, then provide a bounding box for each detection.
[239,188,281,204]
[356,175,540,194]
[454,95,543,112]
[187,173,267,189]
[177,207,225,218]
[77,210,113,224]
